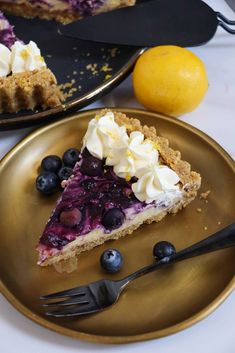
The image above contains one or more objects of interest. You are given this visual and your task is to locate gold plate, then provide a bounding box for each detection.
[0,108,235,344]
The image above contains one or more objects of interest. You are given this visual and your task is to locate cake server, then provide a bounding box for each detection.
[58,0,235,47]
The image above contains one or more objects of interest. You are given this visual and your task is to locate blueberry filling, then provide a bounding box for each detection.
[39,155,153,251]
[59,208,82,228]
[40,233,69,249]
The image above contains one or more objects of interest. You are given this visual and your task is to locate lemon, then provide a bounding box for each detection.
[133,46,208,117]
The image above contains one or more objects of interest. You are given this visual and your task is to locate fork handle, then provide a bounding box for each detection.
[120,223,235,286]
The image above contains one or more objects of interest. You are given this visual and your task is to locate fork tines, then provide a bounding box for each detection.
[40,285,98,317]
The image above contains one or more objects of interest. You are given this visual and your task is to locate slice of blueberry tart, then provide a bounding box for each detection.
[37,109,201,266]
[0,11,63,113]
[0,0,136,24]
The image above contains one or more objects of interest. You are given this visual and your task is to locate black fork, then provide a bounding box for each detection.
[41,223,235,317]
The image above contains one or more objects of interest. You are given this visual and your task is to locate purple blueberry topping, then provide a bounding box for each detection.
[36,172,59,194]
[80,156,103,176]
[58,166,73,181]
[40,233,69,249]
[102,208,125,230]
[59,208,82,228]
[62,148,80,168]
[64,0,104,16]
[39,154,156,252]
[80,179,97,191]
[41,155,62,173]
[0,11,18,48]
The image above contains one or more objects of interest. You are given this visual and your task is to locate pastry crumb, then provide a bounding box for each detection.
[204,226,208,230]
[200,190,211,200]
[196,208,202,213]
[86,63,98,75]
[101,63,112,73]
[109,47,118,58]
[61,180,67,188]
[217,221,221,225]
[105,74,112,80]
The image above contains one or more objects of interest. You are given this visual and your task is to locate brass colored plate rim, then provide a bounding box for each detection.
[0,108,235,344]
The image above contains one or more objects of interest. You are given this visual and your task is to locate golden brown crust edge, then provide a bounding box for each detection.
[0,0,135,23]
[39,109,201,267]
[0,68,63,113]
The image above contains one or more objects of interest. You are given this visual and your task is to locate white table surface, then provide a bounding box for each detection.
[0,1,235,352]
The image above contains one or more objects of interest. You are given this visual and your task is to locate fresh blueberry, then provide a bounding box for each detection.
[62,148,80,168]
[130,176,138,183]
[153,241,176,260]
[58,166,73,181]
[41,155,62,173]
[36,172,59,194]
[80,156,103,177]
[59,208,82,228]
[102,208,125,230]
[41,233,69,249]
[100,249,123,273]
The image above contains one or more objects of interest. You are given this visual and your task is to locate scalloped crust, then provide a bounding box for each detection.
[38,109,201,267]
[0,68,63,113]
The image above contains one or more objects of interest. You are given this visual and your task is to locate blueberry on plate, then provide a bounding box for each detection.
[100,249,123,273]
[80,156,103,177]
[102,208,125,230]
[41,155,62,173]
[58,166,73,181]
[63,148,80,168]
[36,172,59,195]
[153,241,176,260]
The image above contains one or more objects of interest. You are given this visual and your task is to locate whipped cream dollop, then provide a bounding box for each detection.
[106,131,158,180]
[83,112,181,203]
[11,41,46,74]
[82,111,128,159]
[132,165,180,204]
[0,40,46,77]
[0,43,11,77]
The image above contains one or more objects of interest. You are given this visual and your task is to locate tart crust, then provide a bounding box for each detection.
[38,109,201,267]
[0,68,63,113]
[0,0,135,24]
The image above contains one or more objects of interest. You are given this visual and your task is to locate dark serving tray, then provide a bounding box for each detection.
[0,15,143,130]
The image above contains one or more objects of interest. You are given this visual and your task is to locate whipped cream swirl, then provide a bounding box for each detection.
[132,165,180,204]
[106,131,158,180]
[82,111,128,159]
[0,44,11,77]
[11,41,46,74]
[83,111,181,203]
[0,40,47,77]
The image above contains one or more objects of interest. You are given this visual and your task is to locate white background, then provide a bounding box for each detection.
[0,0,235,352]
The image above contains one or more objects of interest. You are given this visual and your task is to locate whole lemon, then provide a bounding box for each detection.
[133,46,208,117]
